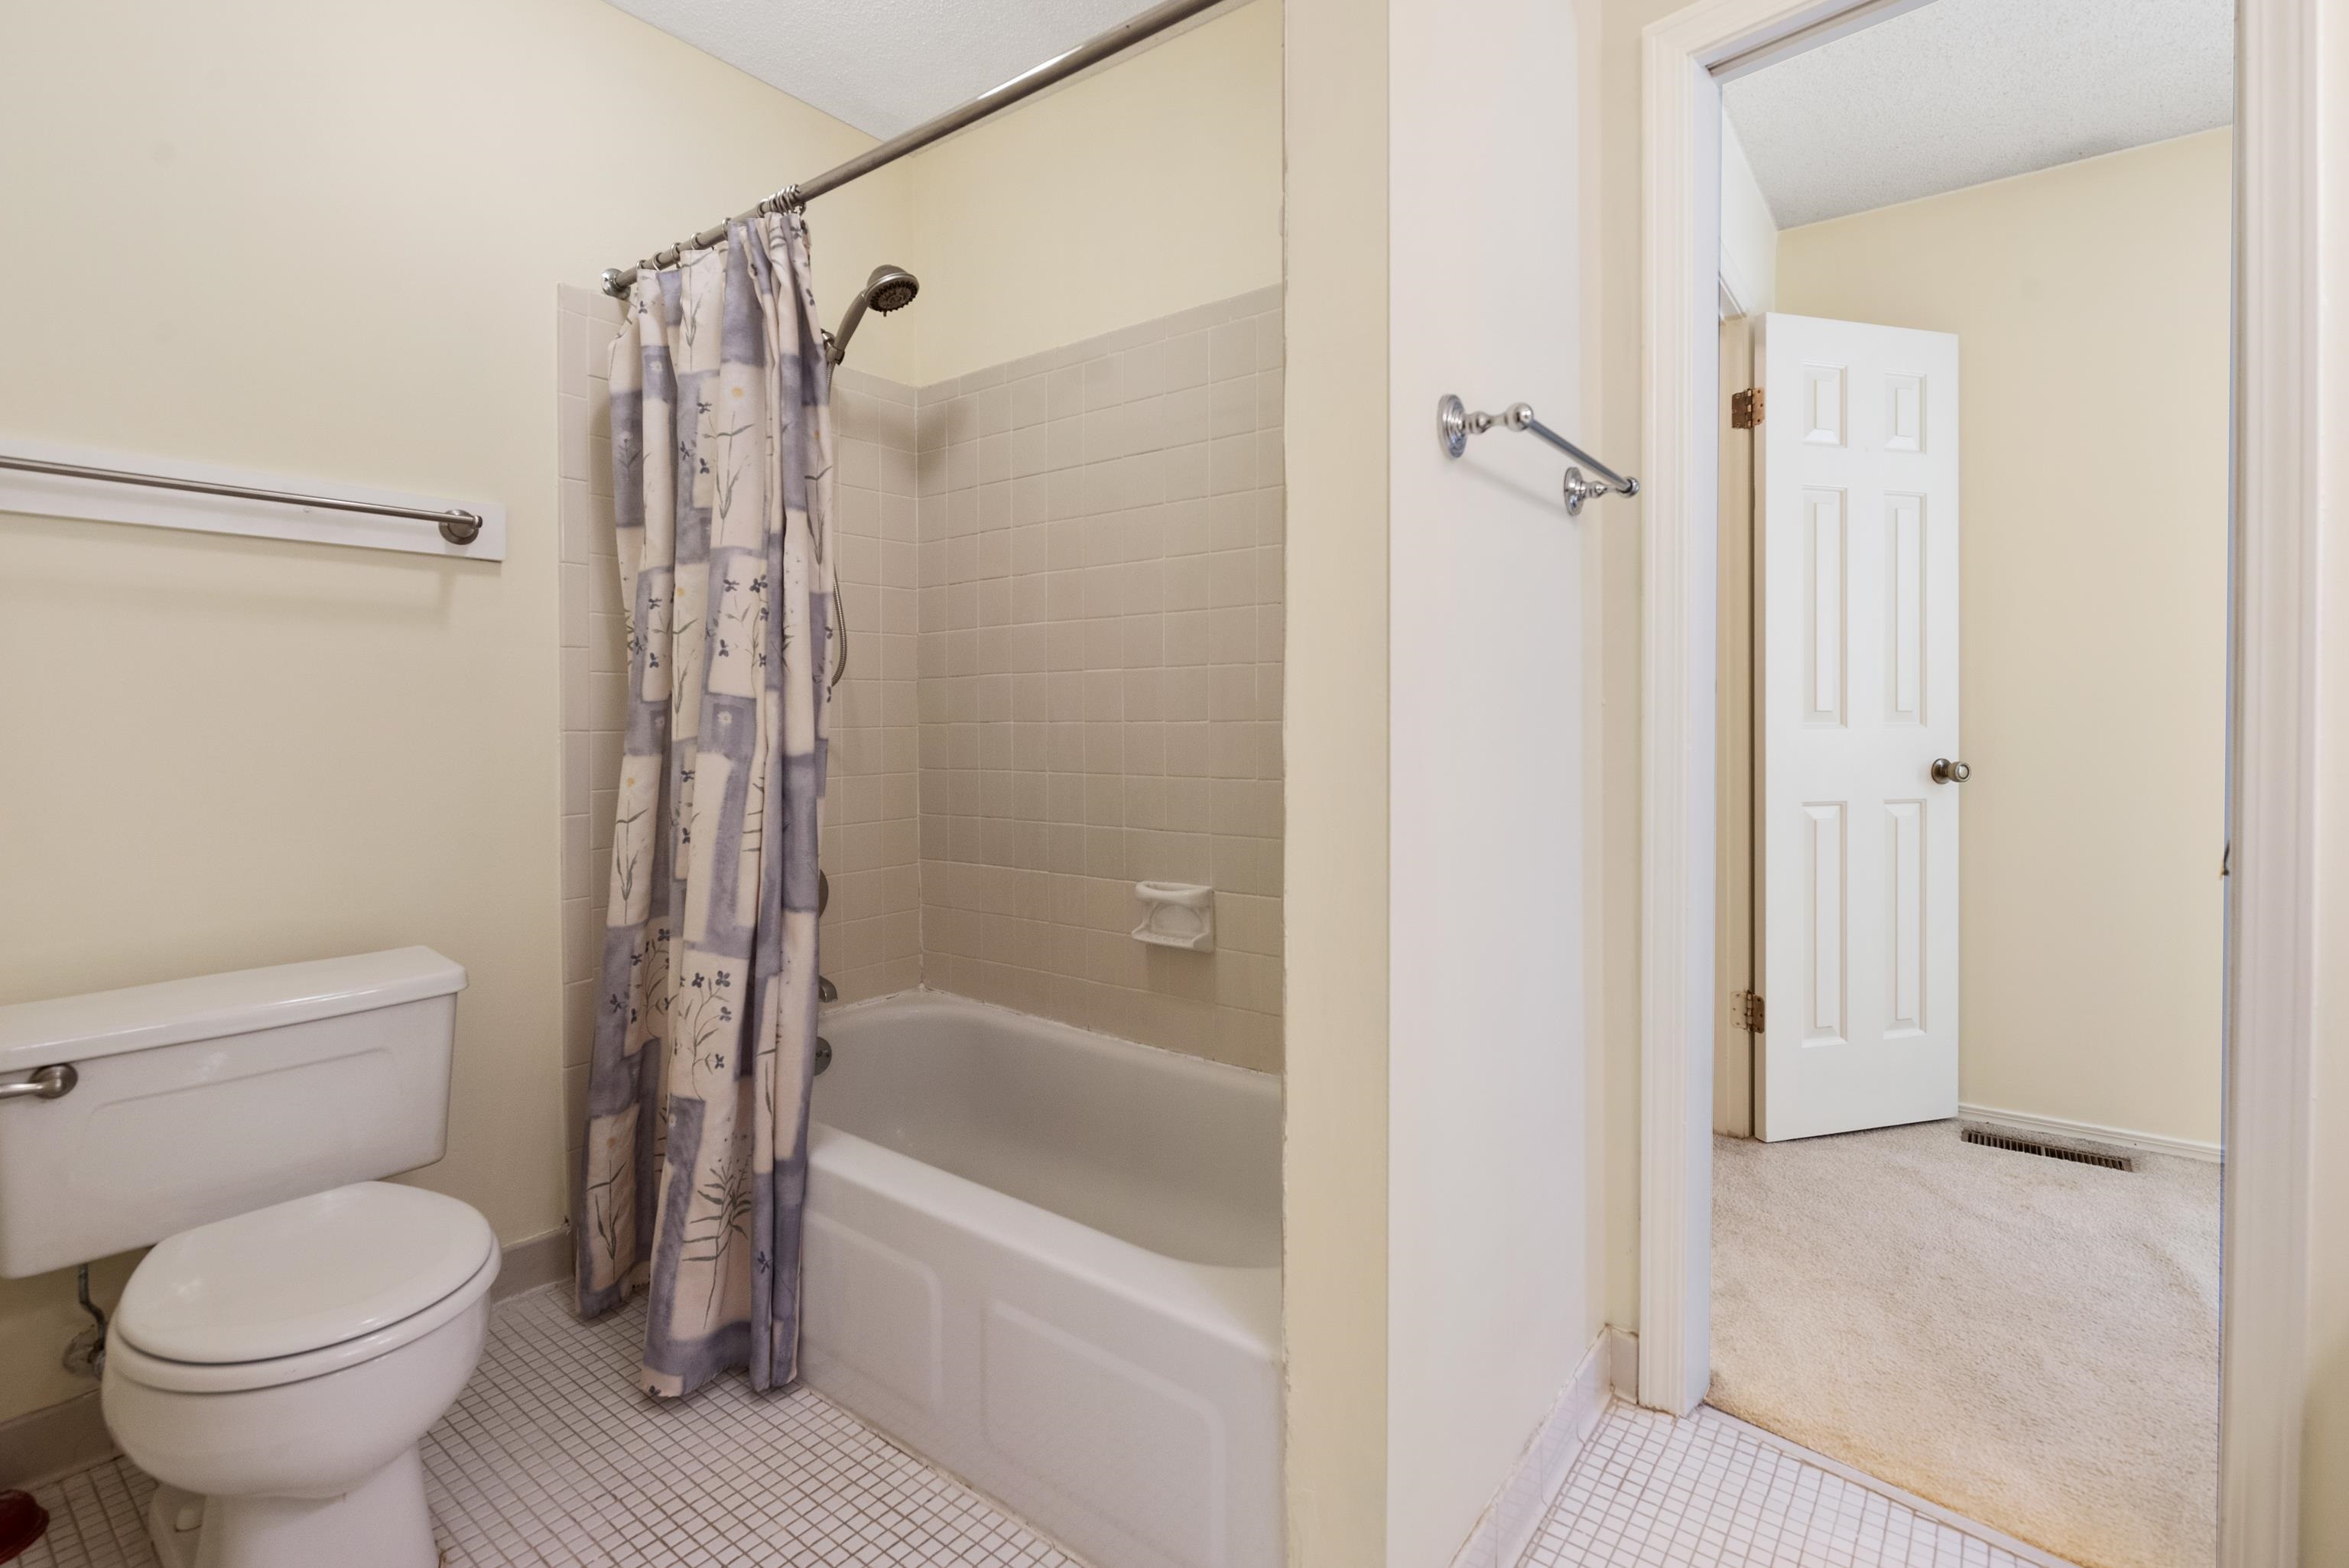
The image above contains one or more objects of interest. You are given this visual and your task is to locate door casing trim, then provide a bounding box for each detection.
[1635,2,2318,1562]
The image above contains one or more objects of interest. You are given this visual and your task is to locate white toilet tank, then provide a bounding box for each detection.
[0,949,466,1278]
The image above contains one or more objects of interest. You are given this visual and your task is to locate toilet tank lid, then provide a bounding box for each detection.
[0,948,466,1074]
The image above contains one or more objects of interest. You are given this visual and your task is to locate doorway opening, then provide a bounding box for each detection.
[1704,6,2230,1563]
[1626,0,2326,1558]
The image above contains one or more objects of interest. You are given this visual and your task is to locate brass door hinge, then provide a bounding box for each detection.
[1732,991,1765,1032]
[1730,388,1764,429]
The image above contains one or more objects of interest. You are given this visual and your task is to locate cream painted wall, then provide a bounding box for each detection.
[1384,0,1594,1561]
[902,0,1284,385]
[1281,0,1389,1557]
[1774,129,2230,1151]
[0,0,913,1427]
[1285,0,1600,1556]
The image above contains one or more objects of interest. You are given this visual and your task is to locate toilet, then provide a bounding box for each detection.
[0,949,494,1568]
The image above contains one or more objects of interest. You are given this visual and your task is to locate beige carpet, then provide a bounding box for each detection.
[1711,1124,2219,1568]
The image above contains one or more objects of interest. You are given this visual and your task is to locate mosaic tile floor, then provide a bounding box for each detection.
[1519,1402,2073,1568]
[20,1286,2075,1568]
[18,1286,1086,1568]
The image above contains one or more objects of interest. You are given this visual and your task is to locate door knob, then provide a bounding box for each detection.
[1932,758,1970,784]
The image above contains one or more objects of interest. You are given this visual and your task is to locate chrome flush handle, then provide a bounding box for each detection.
[1932,758,1971,784]
[0,1063,77,1102]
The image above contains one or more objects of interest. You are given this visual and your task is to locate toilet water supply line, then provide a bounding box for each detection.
[65,1265,105,1379]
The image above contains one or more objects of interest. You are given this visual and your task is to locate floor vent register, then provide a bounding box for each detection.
[1960,1125,2136,1173]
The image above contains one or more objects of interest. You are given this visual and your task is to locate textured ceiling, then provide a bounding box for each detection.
[600,0,1174,138]
[1723,0,2232,229]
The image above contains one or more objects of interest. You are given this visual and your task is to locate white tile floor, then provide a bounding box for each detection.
[1519,1402,2069,1568]
[16,1285,2069,1568]
[16,1286,1086,1568]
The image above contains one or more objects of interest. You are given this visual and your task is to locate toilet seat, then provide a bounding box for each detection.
[109,1182,499,1395]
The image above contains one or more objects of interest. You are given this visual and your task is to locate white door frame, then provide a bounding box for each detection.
[1634,2,2320,1564]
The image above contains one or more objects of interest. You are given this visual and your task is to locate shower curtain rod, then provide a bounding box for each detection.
[602,0,1230,298]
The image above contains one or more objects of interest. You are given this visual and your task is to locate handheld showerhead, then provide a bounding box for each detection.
[828,263,921,365]
[863,266,919,313]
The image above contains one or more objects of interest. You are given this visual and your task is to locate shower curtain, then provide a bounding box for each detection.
[575,212,836,1399]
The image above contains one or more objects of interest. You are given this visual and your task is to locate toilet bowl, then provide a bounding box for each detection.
[0,950,482,1563]
[100,1182,499,1568]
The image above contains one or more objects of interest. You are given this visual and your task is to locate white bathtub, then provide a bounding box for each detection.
[803,991,1282,1568]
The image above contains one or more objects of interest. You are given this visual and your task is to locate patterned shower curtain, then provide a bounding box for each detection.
[575,212,836,1399]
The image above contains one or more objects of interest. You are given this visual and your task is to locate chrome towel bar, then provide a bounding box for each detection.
[0,452,486,544]
[1438,394,1639,515]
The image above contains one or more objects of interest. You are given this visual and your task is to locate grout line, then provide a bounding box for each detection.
[1518,1398,2083,1568]
[1694,1405,2084,1568]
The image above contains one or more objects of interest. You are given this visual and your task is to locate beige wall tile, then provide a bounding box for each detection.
[914,293,1284,1071]
[817,365,927,1004]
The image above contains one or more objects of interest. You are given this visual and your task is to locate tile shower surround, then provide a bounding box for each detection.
[555,285,1286,1174]
[912,287,1286,1073]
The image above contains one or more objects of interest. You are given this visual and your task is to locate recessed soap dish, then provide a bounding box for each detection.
[1132,882,1215,952]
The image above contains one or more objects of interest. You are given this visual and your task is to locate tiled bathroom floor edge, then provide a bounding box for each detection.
[1695,1406,2080,1568]
[1520,1399,2087,1568]
[19,1281,2094,1568]
[17,1283,1094,1568]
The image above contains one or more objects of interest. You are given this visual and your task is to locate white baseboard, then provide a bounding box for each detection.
[0,1226,576,1491]
[1446,1330,1616,1568]
[1958,1102,2221,1164]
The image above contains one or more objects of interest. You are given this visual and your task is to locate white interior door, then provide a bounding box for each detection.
[1756,313,1961,1141]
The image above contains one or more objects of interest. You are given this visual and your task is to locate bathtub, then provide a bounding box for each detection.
[803,991,1282,1568]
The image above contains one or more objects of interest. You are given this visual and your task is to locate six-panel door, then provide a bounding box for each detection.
[1756,313,1962,1141]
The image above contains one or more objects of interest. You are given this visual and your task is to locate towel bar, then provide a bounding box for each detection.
[1438,394,1639,515]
